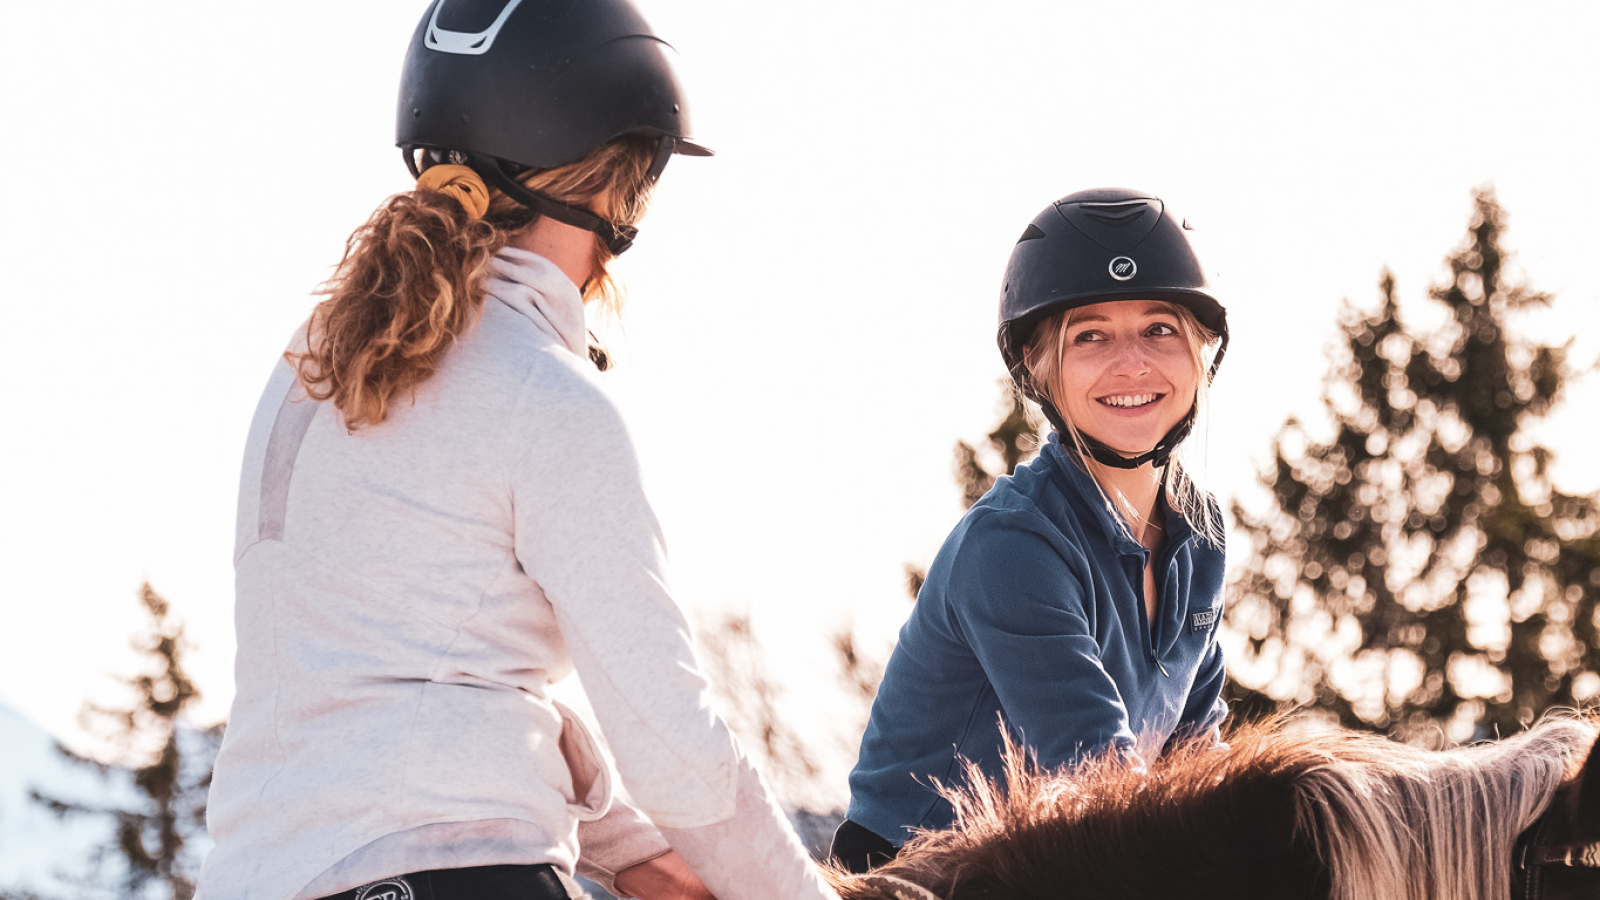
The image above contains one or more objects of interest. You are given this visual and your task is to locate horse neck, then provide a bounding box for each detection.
[884,740,1331,900]
[1303,719,1595,900]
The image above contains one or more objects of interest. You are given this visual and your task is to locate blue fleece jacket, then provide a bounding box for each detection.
[846,434,1228,843]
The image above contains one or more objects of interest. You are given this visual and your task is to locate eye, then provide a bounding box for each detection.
[1146,321,1180,338]
[1071,329,1108,343]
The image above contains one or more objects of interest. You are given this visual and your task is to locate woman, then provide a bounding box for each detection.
[832,188,1231,873]
[196,3,838,900]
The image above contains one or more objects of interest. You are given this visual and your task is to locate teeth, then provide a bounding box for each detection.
[1101,393,1159,408]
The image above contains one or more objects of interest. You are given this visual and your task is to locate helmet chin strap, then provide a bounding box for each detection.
[1040,400,1197,470]
[403,147,640,255]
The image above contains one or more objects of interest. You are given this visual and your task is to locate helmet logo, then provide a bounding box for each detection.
[1109,256,1137,281]
[425,0,524,57]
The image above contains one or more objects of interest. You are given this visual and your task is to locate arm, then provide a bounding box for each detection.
[946,513,1139,768]
[573,794,672,896]
[1167,513,1229,750]
[1167,639,1228,750]
[655,756,829,900]
[613,851,715,900]
[510,380,837,900]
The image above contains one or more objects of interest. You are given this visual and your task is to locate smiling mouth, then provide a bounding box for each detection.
[1098,393,1163,409]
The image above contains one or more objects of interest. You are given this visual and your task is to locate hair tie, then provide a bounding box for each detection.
[416,164,490,221]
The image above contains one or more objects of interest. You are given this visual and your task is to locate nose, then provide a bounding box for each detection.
[1109,337,1152,375]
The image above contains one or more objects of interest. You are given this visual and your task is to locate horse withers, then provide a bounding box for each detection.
[829,715,1600,900]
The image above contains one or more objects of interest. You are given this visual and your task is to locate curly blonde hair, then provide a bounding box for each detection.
[288,136,658,430]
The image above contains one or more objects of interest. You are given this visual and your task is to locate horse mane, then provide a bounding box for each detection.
[1290,714,1593,900]
[830,714,1598,900]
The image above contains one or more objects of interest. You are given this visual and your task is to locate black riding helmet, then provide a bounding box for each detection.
[396,0,713,254]
[998,188,1229,469]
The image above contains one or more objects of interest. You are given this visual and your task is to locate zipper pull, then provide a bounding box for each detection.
[1154,657,1170,677]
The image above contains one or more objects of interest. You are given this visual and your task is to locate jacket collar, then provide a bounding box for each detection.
[1041,433,1195,557]
[484,247,588,358]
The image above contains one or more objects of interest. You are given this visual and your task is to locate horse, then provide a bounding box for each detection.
[827,714,1600,900]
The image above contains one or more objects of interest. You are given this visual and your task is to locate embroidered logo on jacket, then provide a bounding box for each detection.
[355,878,416,900]
[1190,608,1220,632]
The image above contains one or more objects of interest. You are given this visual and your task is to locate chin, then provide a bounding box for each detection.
[1085,433,1160,457]
[1084,418,1184,457]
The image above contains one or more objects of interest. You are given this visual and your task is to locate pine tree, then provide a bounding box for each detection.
[953,385,1045,510]
[909,384,1044,597]
[698,384,1042,814]
[1225,189,1600,744]
[32,583,218,899]
[697,609,824,807]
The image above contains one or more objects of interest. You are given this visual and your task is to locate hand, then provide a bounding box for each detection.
[612,850,717,900]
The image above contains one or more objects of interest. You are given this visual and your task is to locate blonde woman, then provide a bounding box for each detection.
[196,3,838,900]
[834,189,1231,873]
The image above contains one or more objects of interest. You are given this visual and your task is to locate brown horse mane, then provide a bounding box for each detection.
[830,714,1598,900]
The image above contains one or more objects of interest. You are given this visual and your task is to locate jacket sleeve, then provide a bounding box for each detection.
[573,794,670,896]
[1170,639,1228,746]
[508,373,838,900]
[943,511,1140,767]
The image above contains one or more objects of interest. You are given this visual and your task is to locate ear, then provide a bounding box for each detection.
[1574,732,1600,844]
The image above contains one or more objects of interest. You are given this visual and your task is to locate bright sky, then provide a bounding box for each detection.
[4,1,1598,788]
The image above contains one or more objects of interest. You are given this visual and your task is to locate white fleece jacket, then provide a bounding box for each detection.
[196,249,837,900]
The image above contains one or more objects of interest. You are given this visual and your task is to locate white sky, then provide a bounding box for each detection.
[3,0,1599,785]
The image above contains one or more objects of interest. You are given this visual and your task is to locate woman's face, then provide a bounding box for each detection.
[1052,300,1200,456]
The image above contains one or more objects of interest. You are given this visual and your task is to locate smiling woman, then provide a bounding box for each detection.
[832,188,1232,873]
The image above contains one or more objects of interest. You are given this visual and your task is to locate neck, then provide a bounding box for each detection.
[509,217,599,295]
[1085,456,1165,546]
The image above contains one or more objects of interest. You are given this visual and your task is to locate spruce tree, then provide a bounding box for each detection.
[1225,189,1600,743]
[953,385,1045,511]
[698,384,1042,814]
[910,384,1044,597]
[32,583,217,899]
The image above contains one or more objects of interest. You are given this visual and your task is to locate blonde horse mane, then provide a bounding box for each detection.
[1294,715,1594,900]
[831,714,1598,900]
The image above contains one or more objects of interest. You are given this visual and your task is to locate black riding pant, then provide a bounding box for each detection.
[830,818,901,874]
[314,864,584,900]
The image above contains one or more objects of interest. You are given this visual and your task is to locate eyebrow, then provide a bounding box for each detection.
[1068,307,1180,327]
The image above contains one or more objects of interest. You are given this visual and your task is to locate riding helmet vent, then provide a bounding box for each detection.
[424,0,524,55]
[1017,223,1047,243]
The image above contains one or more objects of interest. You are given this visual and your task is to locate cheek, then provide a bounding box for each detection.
[1055,354,1100,391]
[1155,350,1200,401]
[1169,372,1198,404]
[1050,362,1098,414]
